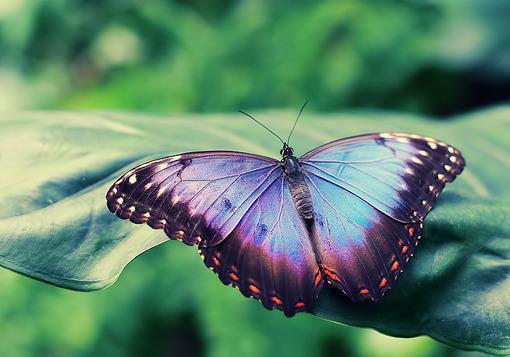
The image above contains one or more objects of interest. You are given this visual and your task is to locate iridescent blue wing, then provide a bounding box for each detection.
[301,133,465,223]
[106,152,279,247]
[300,133,465,301]
[106,152,321,316]
[305,172,423,301]
[200,175,322,317]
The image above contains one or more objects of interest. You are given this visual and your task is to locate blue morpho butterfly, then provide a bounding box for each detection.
[106,103,465,317]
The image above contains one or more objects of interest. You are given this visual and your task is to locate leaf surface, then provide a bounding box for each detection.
[0,109,509,354]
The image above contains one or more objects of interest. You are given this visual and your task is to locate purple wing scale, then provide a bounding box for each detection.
[300,133,465,300]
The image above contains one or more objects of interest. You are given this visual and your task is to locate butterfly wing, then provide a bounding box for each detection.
[304,172,422,301]
[106,151,321,316]
[200,175,322,317]
[301,133,465,223]
[106,151,281,247]
[300,133,465,301]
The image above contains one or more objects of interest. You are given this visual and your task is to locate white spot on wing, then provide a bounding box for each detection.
[404,167,414,175]
[128,174,137,184]
[450,156,457,163]
[411,156,423,164]
[437,173,445,180]
[144,182,153,190]
[428,142,438,150]
[157,183,171,197]
[116,197,124,204]
[444,164,452,171]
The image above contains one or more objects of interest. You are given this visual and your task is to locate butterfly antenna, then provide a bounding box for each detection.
[287,99,309,146]
[239,110,285,145]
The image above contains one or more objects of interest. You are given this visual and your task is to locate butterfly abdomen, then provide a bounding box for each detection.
[284,156,314,220]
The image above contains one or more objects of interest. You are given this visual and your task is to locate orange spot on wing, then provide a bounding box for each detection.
[215,251,222,258]
[248,284,261,294]
[271,296,283,305]
[229,272,239,281]
[212,257,221,267]
[314,270,323,287]
[409,227,415,236]
[295,301,305,308]
[360,288,369,294]
[401,245,409,254]
[391,261,399,272]
[323,268,341,283]
[379,277,388,288]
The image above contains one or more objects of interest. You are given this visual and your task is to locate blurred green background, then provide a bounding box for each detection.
[0,0,509,356]
[1,0,509,114]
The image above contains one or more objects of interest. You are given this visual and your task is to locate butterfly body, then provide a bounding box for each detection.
[283,154,315,221]
[106,132,465,317]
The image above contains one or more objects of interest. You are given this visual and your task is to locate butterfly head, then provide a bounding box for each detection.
[280,143,294,159]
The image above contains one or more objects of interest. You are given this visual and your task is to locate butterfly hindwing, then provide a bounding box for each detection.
[200,175,322,317]
[106,152,280,247]
[305,171,422,301]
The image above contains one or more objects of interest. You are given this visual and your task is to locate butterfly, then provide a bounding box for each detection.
[106,108,465,317]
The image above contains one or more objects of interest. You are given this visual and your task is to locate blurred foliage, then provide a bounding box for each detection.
[0,0,509,114]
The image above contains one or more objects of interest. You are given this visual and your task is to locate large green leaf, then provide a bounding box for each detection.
[0,108,508,354]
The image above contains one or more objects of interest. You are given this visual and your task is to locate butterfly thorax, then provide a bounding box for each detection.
[282,154,314,221]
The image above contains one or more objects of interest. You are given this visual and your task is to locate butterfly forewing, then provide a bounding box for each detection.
[106,152,280,247]
[300,133,465,223]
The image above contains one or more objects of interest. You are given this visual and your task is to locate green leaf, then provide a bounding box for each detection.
[0,108,509,354]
